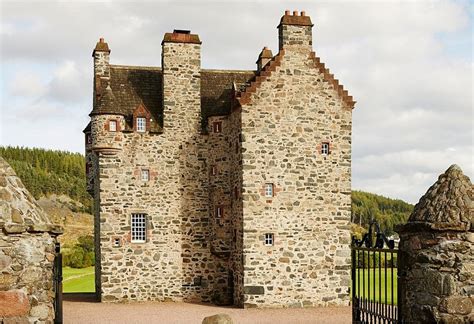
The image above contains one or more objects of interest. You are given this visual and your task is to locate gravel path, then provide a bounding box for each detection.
[64,301,351,324]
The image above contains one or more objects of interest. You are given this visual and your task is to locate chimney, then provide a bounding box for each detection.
[161,30,202,132]
[277,10,313,51]
[92,37,111,107]
[256,47,273,71]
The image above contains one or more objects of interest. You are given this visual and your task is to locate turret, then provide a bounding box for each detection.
[256,47,273,71]
[92,38,111,107]
[161,30,202,133]
[278,10,313,51]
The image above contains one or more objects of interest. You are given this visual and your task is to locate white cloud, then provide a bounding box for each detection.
[0,0,472,202]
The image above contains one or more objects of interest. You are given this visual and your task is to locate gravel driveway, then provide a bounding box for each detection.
[64,300,351,324]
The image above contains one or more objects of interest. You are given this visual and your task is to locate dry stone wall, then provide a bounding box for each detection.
[239,43,352,308]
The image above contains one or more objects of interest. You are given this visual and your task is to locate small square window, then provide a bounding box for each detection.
[131,213,146,243]
[216,206,223,218]
[136,117,146,132]
[141,169,150,182]
[213,122,222,133]
[264,233,274,246]
[109,120,117,132]
[321,142,330,155]
[265,183,274,198]
[113,237,121,247]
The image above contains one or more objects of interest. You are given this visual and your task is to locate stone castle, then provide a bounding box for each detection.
[84,10,355,308]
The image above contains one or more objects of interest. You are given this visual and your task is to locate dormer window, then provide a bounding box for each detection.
[109,120,117,132]
[136,117,146,132]
[213,122,222,133]
[321,142,330,155]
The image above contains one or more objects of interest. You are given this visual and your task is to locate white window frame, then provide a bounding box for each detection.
[131,213,146,243]
[216,206,223,218]
[141,169,150,182]
[264,233,274,246]
[109,120,117,132]
[265,183,274,198]
[136,117,146,133]
[321,142,330,155]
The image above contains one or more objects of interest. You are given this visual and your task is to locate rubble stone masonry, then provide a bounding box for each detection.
[85,11,354,307]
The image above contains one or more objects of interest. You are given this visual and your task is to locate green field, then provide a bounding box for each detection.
[354,268,397,305]
[63,266,95,293]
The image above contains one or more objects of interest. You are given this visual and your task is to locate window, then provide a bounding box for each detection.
[216,206,223,218]
[213,122,222,133]
[109,120,117,132]
[131,213,146,243]
[211,165,217,176]
[86,134,92,145]
[136,117,146,132]
[265,183,274,198]
[234,186,239,199]
[113,237,121,247]
[321,142,330,155]
[141,169,150,182]
[264,233,274,246]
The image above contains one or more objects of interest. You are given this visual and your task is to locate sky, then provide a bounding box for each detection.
[0,0,472,203]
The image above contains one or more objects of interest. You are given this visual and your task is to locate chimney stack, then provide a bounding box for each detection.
[277,10,313,51]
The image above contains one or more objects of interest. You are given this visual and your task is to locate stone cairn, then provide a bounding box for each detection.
[397,164,473,323]
[0,157,62,324]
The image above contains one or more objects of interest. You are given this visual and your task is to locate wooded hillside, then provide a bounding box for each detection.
[352,190,413,235]
[0,146,413,235]
[0,146,92,212]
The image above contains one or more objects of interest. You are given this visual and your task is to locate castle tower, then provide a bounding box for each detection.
[235,10,353,307]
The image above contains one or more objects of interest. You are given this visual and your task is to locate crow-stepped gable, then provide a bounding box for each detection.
[84,10,355,308]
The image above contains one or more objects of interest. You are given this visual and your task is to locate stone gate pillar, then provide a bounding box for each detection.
[396,165,473,323]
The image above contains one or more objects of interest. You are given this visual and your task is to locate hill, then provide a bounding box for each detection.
[351,190,413,236]
[0,146,413,241]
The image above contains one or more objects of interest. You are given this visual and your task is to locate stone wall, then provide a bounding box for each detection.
[397,165,473,323]
[0,157,61,323]
[238,21,352,308]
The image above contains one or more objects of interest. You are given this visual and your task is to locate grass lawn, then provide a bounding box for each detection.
[354,268,397,305]
[63,266,95,293]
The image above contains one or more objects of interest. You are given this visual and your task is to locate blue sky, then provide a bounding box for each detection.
[1,0,472,203]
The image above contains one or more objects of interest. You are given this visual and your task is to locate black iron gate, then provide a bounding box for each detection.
[53,243,63,324]
[351,221,401,323]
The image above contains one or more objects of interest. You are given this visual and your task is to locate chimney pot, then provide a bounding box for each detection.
[301,11,306,16]
[293,10,298,16]
[99,38,104,43]
[285,10,290,15]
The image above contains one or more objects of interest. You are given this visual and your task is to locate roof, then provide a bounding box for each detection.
[91,65,255,125]
[405,164,473,231]
[0,157,62,235]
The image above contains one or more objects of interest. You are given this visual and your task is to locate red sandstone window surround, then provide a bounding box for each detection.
[321,142,330,155]
[109,120,117,132]
[213,122,222,133]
